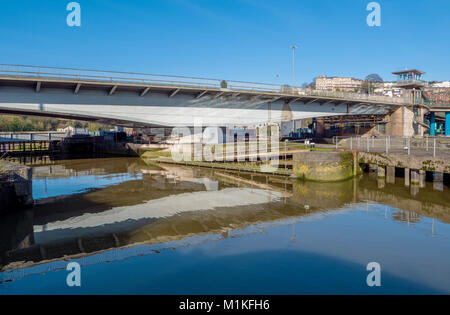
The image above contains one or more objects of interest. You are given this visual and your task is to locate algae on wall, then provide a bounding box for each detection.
[293,151,360,182]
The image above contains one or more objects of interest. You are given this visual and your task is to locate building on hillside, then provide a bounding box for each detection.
[423,86,450,105]
[430,81,450,88]
[315,76,363,92]
[372,82,403,98]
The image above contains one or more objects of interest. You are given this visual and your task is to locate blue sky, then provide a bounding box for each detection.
[0,0,449,85]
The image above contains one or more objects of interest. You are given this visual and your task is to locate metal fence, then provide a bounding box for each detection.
[333,135,450,157]
[0,132,67,142]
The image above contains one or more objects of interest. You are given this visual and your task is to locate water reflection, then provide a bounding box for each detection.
[0,157,449,293]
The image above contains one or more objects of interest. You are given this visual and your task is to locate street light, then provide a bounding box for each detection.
[291,46,297,88]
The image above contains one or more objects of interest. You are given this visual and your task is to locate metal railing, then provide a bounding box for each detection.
[0,64,415,104]
[0,64,282,93]
[396,79,427,85]
[298,88,412,105]
[333,135,450,157]
[0,131,67,142]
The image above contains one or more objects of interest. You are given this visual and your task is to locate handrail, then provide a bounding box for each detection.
[333,135,450,157]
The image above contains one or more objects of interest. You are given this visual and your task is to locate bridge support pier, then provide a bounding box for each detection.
[446,112,450,137]
[386,106,416,137]
[430,112,436,136]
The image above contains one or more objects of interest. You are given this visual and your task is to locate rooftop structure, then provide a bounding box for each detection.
[393,70,426,88]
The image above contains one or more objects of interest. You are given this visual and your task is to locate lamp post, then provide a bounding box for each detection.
[291,46,297,88]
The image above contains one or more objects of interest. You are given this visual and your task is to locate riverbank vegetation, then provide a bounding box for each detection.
[0,115,110,132]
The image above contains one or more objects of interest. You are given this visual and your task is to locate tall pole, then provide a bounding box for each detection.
[291,46,297,88]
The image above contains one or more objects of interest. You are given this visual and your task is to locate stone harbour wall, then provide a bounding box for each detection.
[0,162,33,214]
[293,151,360,182]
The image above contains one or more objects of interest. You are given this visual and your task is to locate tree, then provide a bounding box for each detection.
[365,74,383,83]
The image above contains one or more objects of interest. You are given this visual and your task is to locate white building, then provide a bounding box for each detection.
[57,125,90,136]
[431,81,450,88]
[315,76,363,92]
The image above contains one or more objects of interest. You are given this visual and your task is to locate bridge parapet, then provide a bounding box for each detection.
[0,64,415,106]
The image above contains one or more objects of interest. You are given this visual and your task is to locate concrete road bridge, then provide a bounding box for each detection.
[0,64,422,129]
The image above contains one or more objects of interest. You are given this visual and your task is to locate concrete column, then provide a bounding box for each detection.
[446,112,450,137]
[411,170,420,186]
[377,177,385,189]
[404,168,410,187]
[419,170,426,188]
[433,172,444,192]
[386,106,415,137]
[430,112,436,136]
[377,165,386,178]
[410,184,420,197]
[386,166,395,184]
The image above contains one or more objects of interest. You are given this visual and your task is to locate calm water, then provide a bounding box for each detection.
[1,157,449,294]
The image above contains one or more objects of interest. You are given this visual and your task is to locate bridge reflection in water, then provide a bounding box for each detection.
[0,157,449,292]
